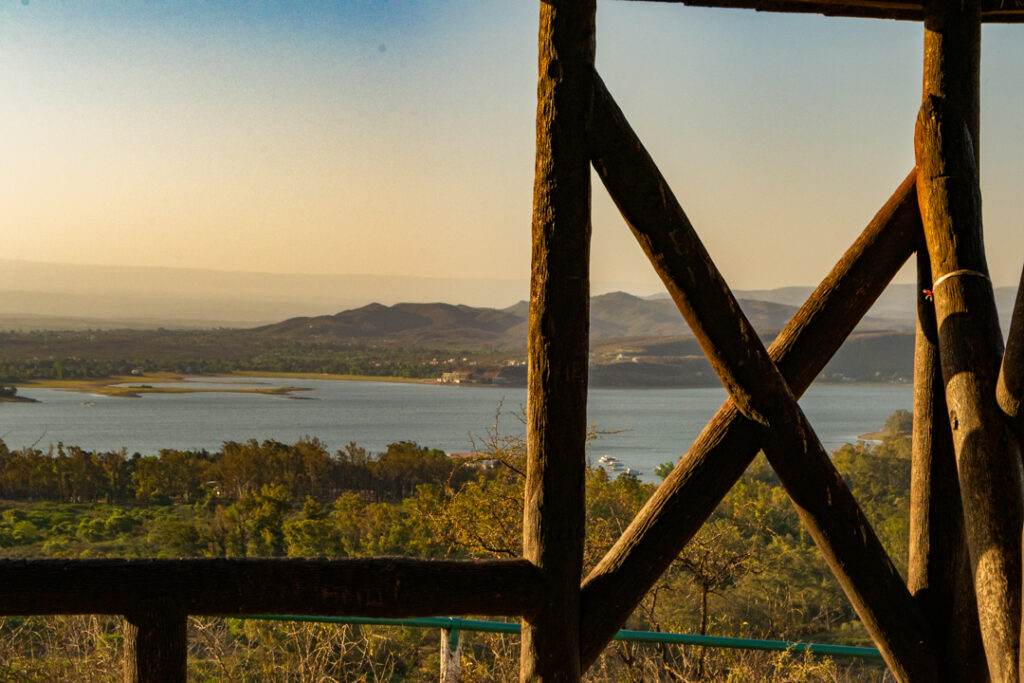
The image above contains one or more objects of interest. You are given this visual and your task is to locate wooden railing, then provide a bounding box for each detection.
[0,558,542,680]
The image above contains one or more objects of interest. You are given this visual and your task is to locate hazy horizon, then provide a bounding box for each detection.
[1,256,1017,332]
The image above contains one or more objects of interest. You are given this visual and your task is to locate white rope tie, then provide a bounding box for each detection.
[932,269,990,290]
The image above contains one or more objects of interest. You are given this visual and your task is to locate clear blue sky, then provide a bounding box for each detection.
[1,1,1021,292]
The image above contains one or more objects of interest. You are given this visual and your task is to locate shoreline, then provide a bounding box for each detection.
[14,370,913,397]
[14,372,911,397]
[16,374,311,399]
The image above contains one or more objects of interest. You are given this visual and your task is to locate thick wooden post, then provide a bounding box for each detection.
[587,76,937,681]
[522,1,595,681]
[916,93,1023,682]
[911,5,990,679]
[124,599,188,683]
[908,246,986,682]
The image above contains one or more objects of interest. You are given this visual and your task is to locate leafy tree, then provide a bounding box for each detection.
[883,409,913,438]
[653,462,675,481]
[238,483,292,557]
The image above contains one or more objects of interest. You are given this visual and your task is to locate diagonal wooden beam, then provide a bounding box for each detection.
[583,73,937,681]
[579,168,921,668]
[522,1,596,681]
[915,93,1024,683]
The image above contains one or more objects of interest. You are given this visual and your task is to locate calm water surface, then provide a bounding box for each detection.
[1,378,911,483]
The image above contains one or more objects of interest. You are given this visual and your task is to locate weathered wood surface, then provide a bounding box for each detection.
[997,264,1024,445]
[908,247,986,681]
[612,0,1024,22]
[586,74,936,681]
[910,4,989,679]
[523,1,596,681]
[915,94,1023,683]
[124,598,187,683]
[579,156,922,668]
[923,0,981,161]
[0,558,543,617]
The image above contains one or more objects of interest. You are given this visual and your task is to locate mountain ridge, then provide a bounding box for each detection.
[252,291,910,348]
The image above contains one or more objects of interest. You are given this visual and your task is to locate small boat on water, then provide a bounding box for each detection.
[598,454,619,464]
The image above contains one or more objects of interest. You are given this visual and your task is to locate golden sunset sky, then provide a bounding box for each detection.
[2,1,1022,296]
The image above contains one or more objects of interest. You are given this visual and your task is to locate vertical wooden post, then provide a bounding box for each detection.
[911,5,989,678]
[908,244,985,681]
[917,3,1023,681]
[916,90,1023,681]
[922,0,980,163]
[123,599,188,683]
[522,1,595,681]
[440,627,462,683]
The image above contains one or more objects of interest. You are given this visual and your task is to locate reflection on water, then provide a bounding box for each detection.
[2,378,911,483]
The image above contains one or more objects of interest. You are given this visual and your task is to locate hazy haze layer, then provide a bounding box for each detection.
[1,3,1022,295]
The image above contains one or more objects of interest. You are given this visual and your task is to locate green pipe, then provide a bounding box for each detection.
[613,628,881,659]
[237,615,882,660]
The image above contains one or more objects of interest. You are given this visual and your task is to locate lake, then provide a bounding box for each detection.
[0,377,912,483]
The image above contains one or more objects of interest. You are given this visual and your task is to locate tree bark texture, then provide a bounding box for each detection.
[522,2,595,681]
[0,558,542,617]
[912,4,991,679]
[916,93,1023,683]
[586,74,937,681]
[123,598,187,683]
[579,160,922,669]
[923,0,981,161]
[909,246,987,682]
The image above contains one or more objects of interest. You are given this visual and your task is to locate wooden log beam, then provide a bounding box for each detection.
[523,1,595,681]
[908,246,986,681]
[909,4,988,678]
[585,74,937,681]
[998,264,1024,446]
[915,94,1023,682]
[124,598,187,683]
[0,558,543,617]
[611,0,1024,23]
[579,161,922,667]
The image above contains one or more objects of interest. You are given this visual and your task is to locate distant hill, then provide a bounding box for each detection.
[254,291,908,348]
[649,284,1017,333]
[256,302,525,346]
[2,280,1016,388]
[740,284,1017,333]
[2,257,1015,335]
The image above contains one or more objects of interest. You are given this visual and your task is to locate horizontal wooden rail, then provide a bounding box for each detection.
[614,0,1024,22]
[0,558,543,618]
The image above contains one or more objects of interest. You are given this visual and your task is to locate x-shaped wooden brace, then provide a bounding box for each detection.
[525,3,1024,681]
[577,72,938,680]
